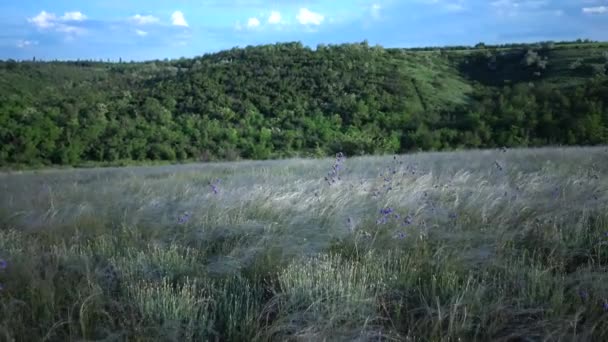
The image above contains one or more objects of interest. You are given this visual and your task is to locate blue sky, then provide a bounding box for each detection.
[1,0,607,61]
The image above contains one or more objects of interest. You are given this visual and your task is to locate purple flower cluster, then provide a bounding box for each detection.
[177,212,190,224]
[209,179,221,194]
[403,214,414,226]
[325,152,346,186]
[376,207,414,229]
[376,207,395,225]
[393,231,407,240]
[376,157,405,195]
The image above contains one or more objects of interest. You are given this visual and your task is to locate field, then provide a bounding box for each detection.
[1,147,608,341]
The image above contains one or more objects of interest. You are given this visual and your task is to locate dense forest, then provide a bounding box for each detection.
[1,40,607,167]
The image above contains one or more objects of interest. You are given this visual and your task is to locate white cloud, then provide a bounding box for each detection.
[135,29,148,36]
[268,11,282,24]
[28,11,57,29]
[130,14,160,25]
[582,6,608,14]
[16,40,38,48]
[171,11,188,27]
[247,17,260,28]
[27,11,87,37]
[296,8,324,25]
[61,11,86,21]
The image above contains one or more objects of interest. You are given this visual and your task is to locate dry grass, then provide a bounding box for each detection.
[0,146,607,341]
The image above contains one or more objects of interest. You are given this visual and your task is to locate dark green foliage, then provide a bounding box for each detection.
[1,40,607,167]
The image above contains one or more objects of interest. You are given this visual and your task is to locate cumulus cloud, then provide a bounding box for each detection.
[247,17,260,28]
[582,6,608,14]
[135,29,148,36]
[268,11,282,24]
[61,11,86,21]
[28,11,57,29]
[171,11,188,27]
[296,8,324,25]
[130,14,159,25]
[27,10,87,37]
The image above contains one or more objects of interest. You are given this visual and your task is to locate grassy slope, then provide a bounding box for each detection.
[1,147,608,341]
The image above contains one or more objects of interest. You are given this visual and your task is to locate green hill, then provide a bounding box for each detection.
[1,40,607,167]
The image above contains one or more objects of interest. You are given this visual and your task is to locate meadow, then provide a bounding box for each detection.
[0,146,607,341]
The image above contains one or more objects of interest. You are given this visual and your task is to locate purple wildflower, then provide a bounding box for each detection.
[178,212,190,224]
[380,208,394,215]
[448,212,457,220]
[0,283,3,291]
[394,231,407,240]
[402,215,414,226]
[210,179,221,194]
[578,290,588,301]
[603,301,608,312]
[0,259,6,270]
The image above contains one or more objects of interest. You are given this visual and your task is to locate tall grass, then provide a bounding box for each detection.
[0,146,607,341]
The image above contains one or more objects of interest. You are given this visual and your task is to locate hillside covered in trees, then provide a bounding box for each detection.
[1,40,607,167]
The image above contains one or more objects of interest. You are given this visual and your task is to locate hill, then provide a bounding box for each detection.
[1,40,607,167]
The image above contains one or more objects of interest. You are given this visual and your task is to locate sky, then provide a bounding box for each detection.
[1,0,607,61]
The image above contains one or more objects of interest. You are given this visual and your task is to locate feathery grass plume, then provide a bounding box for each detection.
[126,276,212,339]
[0,146,607,340]
[273,252,398,338]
